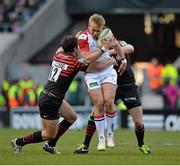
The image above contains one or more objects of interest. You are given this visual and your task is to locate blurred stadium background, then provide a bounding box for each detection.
[0,0,180,151]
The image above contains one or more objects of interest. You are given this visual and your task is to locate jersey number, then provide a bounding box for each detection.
[48,66,62,82]
[48,60,68,82]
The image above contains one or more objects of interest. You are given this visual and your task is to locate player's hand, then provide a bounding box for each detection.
[110,37,119,48]
[118,58,127,75]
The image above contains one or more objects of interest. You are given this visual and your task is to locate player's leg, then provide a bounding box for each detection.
[89,88,106,151]
[74,114,96,154]
[43,100,77,154]
[128,106,151,154]
[85,73,105,151]
[121,84,151,154]
[101,68,117,148]
[11,118,59,155]
[102,83,117,148]
[11,91,60,155]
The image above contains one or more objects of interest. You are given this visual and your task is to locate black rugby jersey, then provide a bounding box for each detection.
[44,51,87,99]
[114,55,135,85]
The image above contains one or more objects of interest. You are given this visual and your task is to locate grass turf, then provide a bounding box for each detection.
[0,128,180,165]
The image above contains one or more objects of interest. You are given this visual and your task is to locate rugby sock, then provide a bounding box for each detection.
[16,131,43,146]
[135,126,144,147]
[106,111,116,136]
[48,120,72,147]
[83,115,96,147]
[94,114,105,140]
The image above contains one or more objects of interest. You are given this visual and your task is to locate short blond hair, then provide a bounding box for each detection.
[88,13,105,27]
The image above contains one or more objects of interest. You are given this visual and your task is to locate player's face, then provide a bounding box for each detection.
[88,22,103,40]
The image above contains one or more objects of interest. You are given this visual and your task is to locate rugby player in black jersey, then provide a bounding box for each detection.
[74,40,151,155]
[11,35,117,155]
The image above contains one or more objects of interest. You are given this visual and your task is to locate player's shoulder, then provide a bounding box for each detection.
[78,30,88,40]
[54,52,77,64]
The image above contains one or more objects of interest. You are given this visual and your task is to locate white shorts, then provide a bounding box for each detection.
[85,66,117,91]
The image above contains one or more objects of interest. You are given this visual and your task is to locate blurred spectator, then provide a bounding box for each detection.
[176,76,180,109]
[1,77,10,108]
[8,80,19,108]
[66,78,81,105]
[35,82,43,103]
[161,63,178,86]
[0,0,45,32]
[147,58,164,94]
[18,76,36,107]
[0,94,6,108]
[162,79,178,110]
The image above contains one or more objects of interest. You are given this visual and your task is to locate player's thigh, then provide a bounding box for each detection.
[101,83,117,101]
[59,100,77,122]
[89,88,104,106]
[128,106,144,124]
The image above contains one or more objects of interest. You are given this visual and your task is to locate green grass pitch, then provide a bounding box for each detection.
[0,128,180,165]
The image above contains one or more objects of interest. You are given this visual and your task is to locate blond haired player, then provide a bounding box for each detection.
[78,13,127,150]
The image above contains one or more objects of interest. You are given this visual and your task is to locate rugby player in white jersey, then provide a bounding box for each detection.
[78,13,127,151]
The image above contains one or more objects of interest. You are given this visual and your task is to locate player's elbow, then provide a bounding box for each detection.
[128,44,134,53]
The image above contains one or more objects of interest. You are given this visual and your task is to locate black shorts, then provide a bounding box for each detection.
[38,91,63,120]
[115,84,141,110]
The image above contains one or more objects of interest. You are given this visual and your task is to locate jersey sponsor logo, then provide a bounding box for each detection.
[124,97,137,101]
[89,82,99,88]
[53,60,68,70]
[79,34,88,40]
[42,115,49,118]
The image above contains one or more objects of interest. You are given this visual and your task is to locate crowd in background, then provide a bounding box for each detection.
[146,58,180,109]
[0,76,43,110]
[0,0,45,32]
[0,0,179,110]
[0,75,86,111]
[1,59,180,111]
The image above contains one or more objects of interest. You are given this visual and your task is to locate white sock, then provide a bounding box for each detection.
[94,115,105,140]
[106,111,116,137]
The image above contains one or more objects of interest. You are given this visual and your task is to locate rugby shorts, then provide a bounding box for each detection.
[38,91,62,120]
[115,84,141,110]
[85,66,117,91]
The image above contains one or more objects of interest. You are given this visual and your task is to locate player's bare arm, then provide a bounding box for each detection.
[81,38,113,64]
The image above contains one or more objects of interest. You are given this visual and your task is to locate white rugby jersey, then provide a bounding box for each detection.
[78,29,111,61]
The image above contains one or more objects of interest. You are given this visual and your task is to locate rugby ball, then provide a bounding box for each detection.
[97,28,113,48]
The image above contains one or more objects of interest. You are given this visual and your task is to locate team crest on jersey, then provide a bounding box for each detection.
[79,34,88,40]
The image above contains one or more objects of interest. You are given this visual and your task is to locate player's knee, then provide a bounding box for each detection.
[134,121,144,129]
[69,113,77,123]
[94,99,104,110]
[104,99,114,108]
